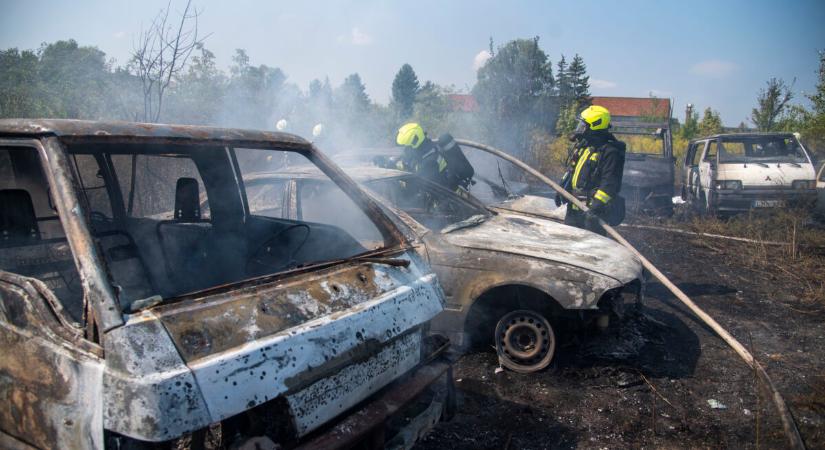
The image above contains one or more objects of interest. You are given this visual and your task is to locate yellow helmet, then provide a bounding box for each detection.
[579,105,611,131]
[396,123,425,149]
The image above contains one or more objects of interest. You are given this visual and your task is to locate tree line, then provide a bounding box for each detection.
[1,28,822,164]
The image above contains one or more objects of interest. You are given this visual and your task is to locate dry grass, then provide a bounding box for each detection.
[665,208,825,305]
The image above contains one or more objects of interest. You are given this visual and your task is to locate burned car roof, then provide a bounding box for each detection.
[0,119,311,149]
[689,132,799,142]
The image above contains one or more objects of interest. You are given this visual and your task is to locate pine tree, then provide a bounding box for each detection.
[556,55,571,106]
[337,73,370,112]
[567,54,590,108]
[391,64,419,120]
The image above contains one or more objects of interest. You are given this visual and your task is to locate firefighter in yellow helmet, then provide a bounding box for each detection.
[555,105,626,234]
[391,123,474,192]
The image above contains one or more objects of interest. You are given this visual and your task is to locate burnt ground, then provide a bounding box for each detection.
[415,223,825,449]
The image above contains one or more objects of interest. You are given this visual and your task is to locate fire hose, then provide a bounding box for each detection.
[455,139,805,449]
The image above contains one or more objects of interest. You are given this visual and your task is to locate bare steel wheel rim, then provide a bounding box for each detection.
[495,309,555,373]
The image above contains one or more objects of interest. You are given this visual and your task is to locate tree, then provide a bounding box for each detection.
[567,54,590,108]
[38,40,113,119]
[473,37,556,157]
[801,51,825,158]
[166,43,226,124]
[412,81,451,133]
[698,107,723,136]
[336,73,370,113]
[808,50,825,115]
[554,102,579,136]
[680,109,699,139]
[555,55,571,104]
[750,78,794,131]
[222,49,287,128]
[0,48,48,118]
[131,0,206,122]
[391,64,420,120]
[554,54,591,135]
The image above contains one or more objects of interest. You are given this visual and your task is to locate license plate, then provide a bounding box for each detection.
[753,200,785,207]
[286,331,422,436]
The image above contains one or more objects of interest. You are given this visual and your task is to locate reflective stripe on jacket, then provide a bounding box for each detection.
[565,134,626,206]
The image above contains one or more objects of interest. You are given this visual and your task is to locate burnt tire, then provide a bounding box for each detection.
[494,309,556,373]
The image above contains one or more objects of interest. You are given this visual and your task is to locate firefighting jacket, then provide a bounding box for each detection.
[563,131,626,207]
[397,135,474,191]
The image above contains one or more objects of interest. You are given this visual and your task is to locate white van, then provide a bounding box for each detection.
[681,133,817,214]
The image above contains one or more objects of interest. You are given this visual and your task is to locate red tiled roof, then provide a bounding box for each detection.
[590,96,671,118]
[447,94,479,113]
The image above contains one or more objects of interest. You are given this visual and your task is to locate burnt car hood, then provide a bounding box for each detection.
[489,195,567,221]
[441,213,640,283]
[102,251,445,442]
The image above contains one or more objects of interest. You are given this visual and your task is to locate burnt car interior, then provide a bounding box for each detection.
[0,143,390,319]
[365,176,489,232]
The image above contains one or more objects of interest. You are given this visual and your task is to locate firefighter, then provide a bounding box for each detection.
[392,123,475,192]
[555,105,626,234]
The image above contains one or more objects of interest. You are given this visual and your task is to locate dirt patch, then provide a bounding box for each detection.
[416,220,825,449]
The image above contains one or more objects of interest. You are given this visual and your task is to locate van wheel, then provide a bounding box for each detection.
[494,310,556,373]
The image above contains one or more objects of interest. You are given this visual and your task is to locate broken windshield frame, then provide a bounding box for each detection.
[63,141,404,311]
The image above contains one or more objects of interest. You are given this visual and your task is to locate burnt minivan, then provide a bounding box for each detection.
[682,133,817,214]
[0,120,451,449]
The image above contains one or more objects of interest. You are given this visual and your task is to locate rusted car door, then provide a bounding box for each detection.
[0,140,105,450]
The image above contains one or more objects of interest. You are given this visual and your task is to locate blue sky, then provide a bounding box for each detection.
[2,0,824,125]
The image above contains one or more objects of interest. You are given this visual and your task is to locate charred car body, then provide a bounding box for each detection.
[238,166,645,373]
[682,133,817,214]
[0,120,452,449]
[612,119,675,216]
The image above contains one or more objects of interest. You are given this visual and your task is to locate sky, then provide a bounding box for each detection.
[2,0,824,126]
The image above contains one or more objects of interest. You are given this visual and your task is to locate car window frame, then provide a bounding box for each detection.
[0,137,123,336]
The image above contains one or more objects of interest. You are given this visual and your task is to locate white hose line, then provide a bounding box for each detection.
[456,139,805,449]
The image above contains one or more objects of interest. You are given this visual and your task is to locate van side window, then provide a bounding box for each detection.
[0,146,84,324]
[704,141,717,161]
[688,142,703,166]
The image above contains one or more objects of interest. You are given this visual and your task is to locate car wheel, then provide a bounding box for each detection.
[494,309,556,373]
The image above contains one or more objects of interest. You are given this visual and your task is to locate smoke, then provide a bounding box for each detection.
[473,50,492,71]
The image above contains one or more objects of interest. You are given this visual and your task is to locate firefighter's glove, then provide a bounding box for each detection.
[554,192,564,207]
[588,200,607,218]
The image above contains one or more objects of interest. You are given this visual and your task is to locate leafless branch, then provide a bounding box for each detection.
[131,0,206,122]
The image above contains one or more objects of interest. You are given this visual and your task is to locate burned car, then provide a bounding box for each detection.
[238,166,645,373]
[612,119,675,216]
[682,133,817,214]
[0,120,452,449]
